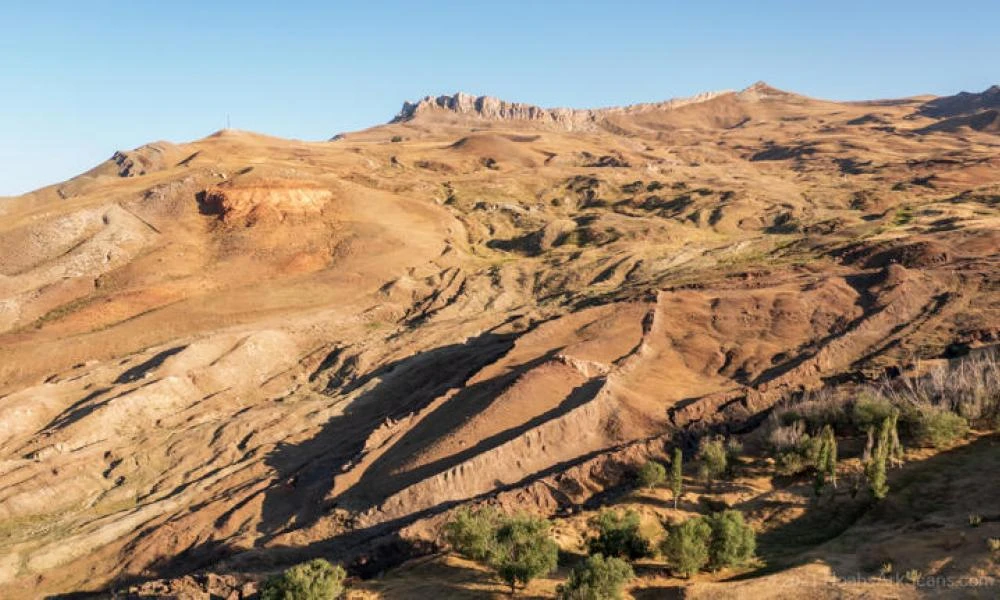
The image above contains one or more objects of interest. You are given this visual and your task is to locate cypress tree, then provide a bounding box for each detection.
[888,409,904,468]
[813,434,830,497]
[822,425,838,489]
[670,447,683,510]
[866,415,891,500]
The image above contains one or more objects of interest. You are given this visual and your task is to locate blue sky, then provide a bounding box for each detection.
[1,1,998,195]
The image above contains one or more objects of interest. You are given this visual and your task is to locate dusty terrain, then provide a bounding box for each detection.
[0,82,999,597]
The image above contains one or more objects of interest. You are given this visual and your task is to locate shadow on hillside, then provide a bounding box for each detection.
[732,432,1000,582]
[340,366,605,509]
[631,586,685,599]
[255,331,517,542]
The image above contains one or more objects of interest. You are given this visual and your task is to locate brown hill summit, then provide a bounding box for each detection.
[0,83,999,597]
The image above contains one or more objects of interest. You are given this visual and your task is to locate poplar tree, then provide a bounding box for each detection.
[670,447,683,510]
[866,415,892,500]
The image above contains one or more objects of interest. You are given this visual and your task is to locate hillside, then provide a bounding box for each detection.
[0,83,998,598]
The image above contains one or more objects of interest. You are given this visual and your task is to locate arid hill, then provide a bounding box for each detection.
[0,83,998,598]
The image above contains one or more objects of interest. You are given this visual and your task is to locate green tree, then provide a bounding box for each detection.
[637,460,666,489]
[888,410,904,467]
[260,558,346,600]
[696,436,728,489]
[557,554,634,600]
[489,514,559,595]
[822,425,838,488]
[705,510,756,569]
[865,413,894,500]
[444,506,500,561]
[813,425,838,496]
[670,447,683,509]
[588,510,652,560]
[661,517,711,578]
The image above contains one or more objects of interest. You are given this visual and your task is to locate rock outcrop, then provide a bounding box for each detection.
[391,88,732,130]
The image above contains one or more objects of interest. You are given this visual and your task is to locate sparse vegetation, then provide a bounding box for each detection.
[557,554,634,600]
[260,558,346,600]
[588,510,652,560]
[968,513,983,528]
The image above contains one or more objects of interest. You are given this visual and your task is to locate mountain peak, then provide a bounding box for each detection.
[919,84,1000,117]
[737,81,793,99]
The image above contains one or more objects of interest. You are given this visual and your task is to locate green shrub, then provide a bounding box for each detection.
[661,517,711,577]
[705,510,756,569]
[390,135,403,143]
[489,514,559,594]
[588,510,652,560]
[444,506,500,561]
[637,460,666,489]
[557,554,634,600]
[915,408,969,448]
[260,559,346,600]
[775,448,809,476]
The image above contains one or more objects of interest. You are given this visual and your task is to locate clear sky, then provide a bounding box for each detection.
[2,1,998,195]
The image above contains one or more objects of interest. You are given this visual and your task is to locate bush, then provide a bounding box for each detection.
[705,510,756,569]
[260,559,346,600]
[557,554,634,600]
[588,510,652,560]
[489,514,559,594]
[637,460,666,489]
[661,517,711,577]
[769,423,820,476]
[915,408,968,448]
[444,506,500,561]
[390,135,403,142]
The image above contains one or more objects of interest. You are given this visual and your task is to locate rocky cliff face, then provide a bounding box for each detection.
[391,89,732,129]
